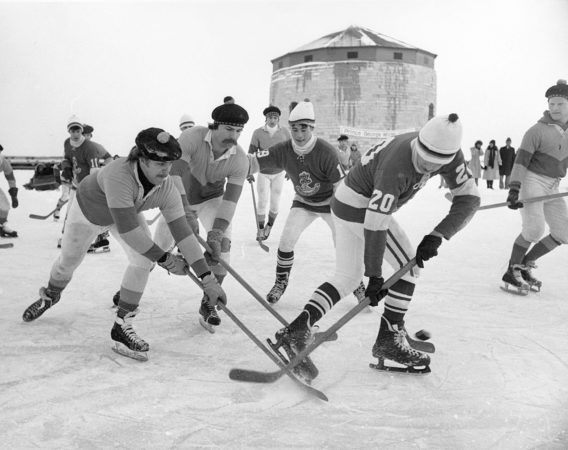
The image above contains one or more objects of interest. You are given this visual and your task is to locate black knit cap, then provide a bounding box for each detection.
[135,128,181,162]
[82,124,94,134]
[263,105,281,116]
[212,103,249,127]
[545,79,568,100]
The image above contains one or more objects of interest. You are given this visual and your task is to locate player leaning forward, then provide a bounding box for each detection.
[274,113,480,376]
[22,128,226,360]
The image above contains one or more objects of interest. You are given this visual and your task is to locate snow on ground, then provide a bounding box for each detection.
[1,173,567,449]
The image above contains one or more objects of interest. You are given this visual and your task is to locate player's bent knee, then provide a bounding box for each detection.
[221,237,231,253]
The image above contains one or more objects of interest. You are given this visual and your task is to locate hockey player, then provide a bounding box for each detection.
[22,128,226,361]
[179,114,196,132]
[271,113,480,378]
[247,105,291,241]
[0,144,19,238]
[152,103,249,332]
[248,100,366,305]
[502,79,568,293]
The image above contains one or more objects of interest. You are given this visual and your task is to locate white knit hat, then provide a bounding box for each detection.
[67,115,83,132]
[288,101,315,125]
[417,113,462,164]
[179,114,195,130]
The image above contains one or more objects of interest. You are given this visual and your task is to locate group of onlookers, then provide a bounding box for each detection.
[468,137,516,189]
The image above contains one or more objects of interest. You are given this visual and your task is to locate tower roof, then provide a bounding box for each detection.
[292,25,430,53]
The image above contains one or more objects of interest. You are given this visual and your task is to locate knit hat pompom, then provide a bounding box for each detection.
[545,79,568,100]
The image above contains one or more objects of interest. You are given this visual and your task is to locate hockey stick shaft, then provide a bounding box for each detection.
[0,243,14,248]
[229,258,417,383]
[29,200,68,220]
[185,270,327,401]
[146,212,161,225]
[249,180,269,252]
[479,191,568,211]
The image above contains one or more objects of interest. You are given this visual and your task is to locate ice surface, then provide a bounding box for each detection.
[1,175,567,449]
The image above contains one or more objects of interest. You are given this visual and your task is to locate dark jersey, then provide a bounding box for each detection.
[63,138,102,186]
[256,138,344,212]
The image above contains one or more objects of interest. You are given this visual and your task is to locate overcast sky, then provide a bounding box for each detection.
[1,0,567,159]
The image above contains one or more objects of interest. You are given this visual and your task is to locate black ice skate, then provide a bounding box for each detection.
[268,311,319,382]
[501,264,530,295]
[266,274,289,304]
[0,223,18,238]
[370,316,431,374]
[199,294,221,333]
[22,287,61,322]
[88,232,110,253]
[111,310,149,361]
[520,261,542,292]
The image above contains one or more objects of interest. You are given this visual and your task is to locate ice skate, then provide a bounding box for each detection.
[199,294,221,333]
[520,261,542,292]
[0,223,18,238]
[22,287,61,322]
[370,316,431,374]
[268,311,319,382]
[266,274,288,304]
[110,310,149,361]
[501,264,530,295]
[88,232,110,254]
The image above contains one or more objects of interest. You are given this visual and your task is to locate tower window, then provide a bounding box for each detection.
[278,61,283,69]
[393,52,403,60]
[304,55,313,62]
[347,51,358,59]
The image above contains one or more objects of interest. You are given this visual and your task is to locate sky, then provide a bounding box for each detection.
[0,0,567,159]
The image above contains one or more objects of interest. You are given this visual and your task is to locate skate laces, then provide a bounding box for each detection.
[393,325,423,358]
[117,312,146,346]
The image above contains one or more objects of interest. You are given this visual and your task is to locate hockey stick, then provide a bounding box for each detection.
[194,233,338,341]
[248,179,269,252]
[229,258,417,383]
[444,191,568,211]
[185,269,328,401]
[146,212,161,225]
[0,243,14,249]
[29,200,68,220]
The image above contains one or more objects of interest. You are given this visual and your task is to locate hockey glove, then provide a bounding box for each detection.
[8,187,18,208]
[185,209,200,235]
[205,228,223,264]
[201,272,227,307]
[365,276,388,306]
[506,188,523,210]
[246,174,255,183]
[157,251,188,275]
[415,234,443,268]
[61,166,73,183]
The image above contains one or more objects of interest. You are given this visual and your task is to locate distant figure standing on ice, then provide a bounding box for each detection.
[468,140,484,186]
[0,144,19,238]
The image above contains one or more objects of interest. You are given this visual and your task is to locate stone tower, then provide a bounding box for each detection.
[269,25,437,148]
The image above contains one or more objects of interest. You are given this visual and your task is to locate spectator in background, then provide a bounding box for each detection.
[482,140,501,189]
[349,142,362,168]
[0,144,19,238]
[499,137,516,189]
[336,135,351,172]
[469,140,484,186]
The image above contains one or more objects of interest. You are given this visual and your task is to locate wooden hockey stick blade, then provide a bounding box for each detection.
[185,270,327,400]
[29,200,68,220]
[257,239,269,252]
[230,259,416,384]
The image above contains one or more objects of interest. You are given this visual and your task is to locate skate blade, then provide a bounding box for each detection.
[500,284,529,296]
[88,247,110,254]
[112,342,148,362]
[369,358,431,374]
[199,317,217,334]
[528,283,541,293]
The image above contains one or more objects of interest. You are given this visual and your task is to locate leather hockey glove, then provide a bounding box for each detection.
[246,174,255,183]
[205,228,223,264]
[157,251,188,275]
[61,166,73,183]
[365,276,388,306]
[506,188,523,210]
[8,187,18,208]
[200,272,227,307]
[415,234,443,268]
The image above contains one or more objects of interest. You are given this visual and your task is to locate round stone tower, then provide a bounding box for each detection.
[269,25,437,148]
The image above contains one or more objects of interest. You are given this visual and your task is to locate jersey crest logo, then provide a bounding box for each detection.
[295,171,320,196]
